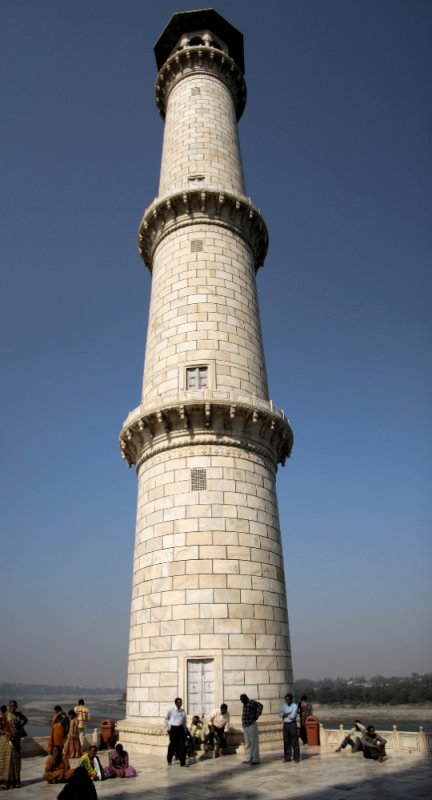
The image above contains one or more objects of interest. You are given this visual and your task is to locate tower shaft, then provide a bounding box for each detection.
[119,10,294,750]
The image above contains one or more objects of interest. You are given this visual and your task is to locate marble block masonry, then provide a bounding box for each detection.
[118,9,294,752]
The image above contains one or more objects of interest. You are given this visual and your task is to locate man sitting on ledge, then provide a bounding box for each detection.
[362,725,387,762]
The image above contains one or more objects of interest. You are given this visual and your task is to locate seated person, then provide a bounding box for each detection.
[78,745,105,780]
[105,743,136,777]
[335,720,366,752]
[43,745,74,784]
[362,726,387,762]
[188,715,206,753]
[208,704,230,756]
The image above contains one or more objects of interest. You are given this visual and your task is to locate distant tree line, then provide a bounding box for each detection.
[294,673,432,705]
[0,683,124,697]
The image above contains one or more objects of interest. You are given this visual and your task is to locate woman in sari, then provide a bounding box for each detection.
[48,705,70,753]
[0,700,28,789]
[0,706,11,790]
[79,745,105,781]
[105,743,136,778]
[43,744,74,783]
[63,710,82,759]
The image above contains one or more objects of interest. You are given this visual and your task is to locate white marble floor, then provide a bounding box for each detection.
[12,746,432,800]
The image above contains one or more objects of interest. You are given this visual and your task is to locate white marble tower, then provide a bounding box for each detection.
[119,9,294,751]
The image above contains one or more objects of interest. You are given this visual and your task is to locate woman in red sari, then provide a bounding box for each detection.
[63,710,82,759]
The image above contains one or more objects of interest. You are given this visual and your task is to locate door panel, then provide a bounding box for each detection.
[187,659,214,715]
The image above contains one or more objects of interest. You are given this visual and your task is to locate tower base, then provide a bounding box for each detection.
[115,718,287,756]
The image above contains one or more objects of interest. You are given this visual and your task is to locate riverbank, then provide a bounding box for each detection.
[313,703,432,731]
[18,697,432,738]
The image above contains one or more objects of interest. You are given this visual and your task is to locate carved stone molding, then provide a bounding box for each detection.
[138,188,268,272]
[155,45,247,121]
[119,399,293,470]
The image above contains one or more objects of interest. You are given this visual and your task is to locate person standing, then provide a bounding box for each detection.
[298,694,313,745]
[0,700,28,788]
[48,705,70,753]
[240,694,263,766]
[74,699,90,749]
[279,693,300,763]
[164,697,188,767]
[63,710,82,759]
[208,703,230,756]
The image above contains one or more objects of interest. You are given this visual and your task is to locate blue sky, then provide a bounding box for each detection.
[1,0,431,687]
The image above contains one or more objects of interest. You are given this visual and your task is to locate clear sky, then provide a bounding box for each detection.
[1,0,431,688]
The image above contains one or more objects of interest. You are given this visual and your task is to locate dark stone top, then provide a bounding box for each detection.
[154,8,245,74]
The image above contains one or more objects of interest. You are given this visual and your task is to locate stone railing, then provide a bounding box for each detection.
[319,722,432,754]
[138,188,268,271]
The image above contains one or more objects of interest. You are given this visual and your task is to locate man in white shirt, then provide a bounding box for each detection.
[208,703,230,756]
[163,697,188,767]
[278,693,300,763]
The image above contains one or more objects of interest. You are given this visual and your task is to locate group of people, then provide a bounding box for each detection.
[47,699,90,758]
[0,690,389,790]
[162,693,306,768]
[0,696,137,792]
[43,698,137,785]
[44,738,136,786]
[335,720,387,762]
[164,699,232,767]
[163,692,387,769]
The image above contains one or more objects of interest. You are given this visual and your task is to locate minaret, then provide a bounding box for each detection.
[119,9,294,752]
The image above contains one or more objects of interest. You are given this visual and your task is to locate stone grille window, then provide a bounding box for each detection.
[191,239,203,252]
[191,87,201,96]
[191,469,207,491]
[186,366,208,389]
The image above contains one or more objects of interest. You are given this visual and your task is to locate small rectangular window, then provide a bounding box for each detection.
[191,87,201,96]
[186,366,208,390]
[191,469,207,491]
[191,239,203,252]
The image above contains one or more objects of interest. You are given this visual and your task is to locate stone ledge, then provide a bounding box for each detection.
[138,189,268,272]
[155,45,247,120]
[119,398,293,469]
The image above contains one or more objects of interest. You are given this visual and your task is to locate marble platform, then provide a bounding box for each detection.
[16,745,432,800]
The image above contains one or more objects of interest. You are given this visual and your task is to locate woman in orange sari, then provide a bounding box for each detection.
[48,706,70,753]
[43,745,74,783]
[63,710,82,759]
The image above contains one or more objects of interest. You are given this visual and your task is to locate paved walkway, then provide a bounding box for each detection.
[14,746,432,800]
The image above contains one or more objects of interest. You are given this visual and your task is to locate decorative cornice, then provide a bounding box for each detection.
[138,189,268,272]
[155,46,247,120]
[119,398,293,470]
